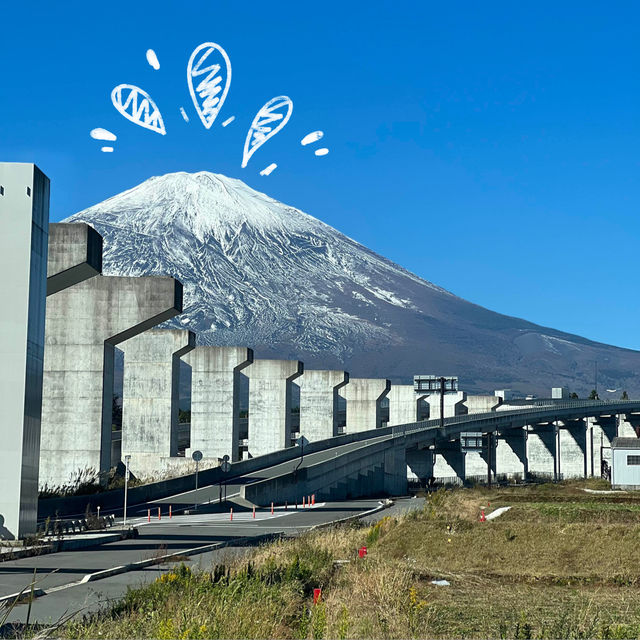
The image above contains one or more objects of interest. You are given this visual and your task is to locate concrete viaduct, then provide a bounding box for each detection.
[3,162,640,541]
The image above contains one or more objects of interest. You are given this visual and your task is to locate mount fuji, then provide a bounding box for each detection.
[64,171,640,396]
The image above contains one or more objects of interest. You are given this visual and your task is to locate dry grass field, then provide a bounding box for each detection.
[54,480,640,639]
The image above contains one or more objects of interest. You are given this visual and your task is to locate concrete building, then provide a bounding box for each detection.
[552,387,570,399]
[184,346,253,462]
[388,384,428,426]
[246,359,303,457]
[342,378,391,432]
[611,438,640,489]
[0,163,49,540]
[120,329,196,477]
[40,275,183,487]
[298,369,349,441]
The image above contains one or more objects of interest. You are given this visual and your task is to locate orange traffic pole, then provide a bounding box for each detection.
[312,494,315,506]
[158,507,161,521]
[252,506,256,519]
[302,495,306,508]
[169,505,172,519]
[271,502,274,515]
[147,509,150,522]
[230,508,233,521]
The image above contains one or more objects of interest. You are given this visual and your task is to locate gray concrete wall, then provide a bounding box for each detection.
[184,346,253,462]
[557,419,586,478]
[388,385,425,426]
[406,447,434,481]
[496,429,527,478]
[590,415,617,476]
[0,163,49,540]
[120,329,195,477]
[40,275,183,487]
[526,423,557,479]
[246,359,303,457]
[341,378,391,432]
[47,223,102,295]
[298,369,348,442]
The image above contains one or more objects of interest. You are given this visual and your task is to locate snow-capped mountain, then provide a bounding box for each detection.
[65,171,640,396]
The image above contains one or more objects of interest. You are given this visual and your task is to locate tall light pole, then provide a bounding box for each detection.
[123,454,131,526]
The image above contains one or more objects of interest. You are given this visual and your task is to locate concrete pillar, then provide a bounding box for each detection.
[47,223,102,295]
[496,428,527,479]
[591,415,617,478]
[246,359,303,457]
[40,275,183,487]
[425,391,467,419]
[620,413,640,438]
[120,329,195,476]
[464,395,502,415]
[183,346,253,462]
[464,435,496,482]
[342,378,391,432]
[298,369,349,441]
[557,419,587,478]
[406,447,434,483]
[526,423,557,479]
[433,441,465,482]
[384,445,408,495]
[388,385,426,426]
[0,163,49,540]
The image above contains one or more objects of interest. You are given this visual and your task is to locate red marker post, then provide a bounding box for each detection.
[358,546,368,558]
[169,505,172,519]
[158,507,161,521]
[313,588,322,605]
[230,508,233,521]
[252,506,256,519]
[271,502,274,515]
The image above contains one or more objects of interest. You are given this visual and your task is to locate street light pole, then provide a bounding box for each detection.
[123,454,131,526]
[439,376,446,430]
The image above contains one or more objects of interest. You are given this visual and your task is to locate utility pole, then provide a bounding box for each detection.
[487,432,492,489]
[439,376,445,430]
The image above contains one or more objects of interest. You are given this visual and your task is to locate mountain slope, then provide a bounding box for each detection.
[64,171,640,396]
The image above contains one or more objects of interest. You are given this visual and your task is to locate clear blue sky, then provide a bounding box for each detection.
[1,1,639,349]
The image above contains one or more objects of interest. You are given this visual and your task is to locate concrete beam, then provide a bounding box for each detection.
[425,391,467,419]
[46,223,102,295]
[341,378,391,432]
[120,329,195,476]
[388,384,425,426]
[0,163,49,540]
[246,359,304,457]
[298,369,349,442]
[39,275,183,487]
[465,395,502,415]
[184,346,253,462]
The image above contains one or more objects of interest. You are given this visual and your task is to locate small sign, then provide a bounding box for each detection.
[192,450,203,462]
[221,459,231,473]
[297,435,309,447]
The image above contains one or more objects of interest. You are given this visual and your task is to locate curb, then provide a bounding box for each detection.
[308,499,392,532]
[0,588,47,605]
[80,533,280,584]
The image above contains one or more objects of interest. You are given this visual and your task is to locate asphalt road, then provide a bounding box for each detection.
[1,498,384,628]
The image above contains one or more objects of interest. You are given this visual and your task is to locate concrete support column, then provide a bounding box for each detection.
[246,359,303,457]
[591,415,617,478]
[620,413,640,438]
[384,445,408,495]
[183,346,253,462]
[425,391,467,419]
[388,385,425,426]
[298,370,349,441]
[465,435,496,482]
[40,275,183,487]
[406,447,434,483]
[526,423,557,480]
[0,164,49,540]
[496,429,527,479]
[120,329,195,476]
[433,441,465,482]
[341,378,391,433]
[558,419,587,478]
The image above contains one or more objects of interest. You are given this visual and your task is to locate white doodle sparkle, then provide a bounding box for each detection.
[242,96,293,168]
[222,116,235,127]
[111,84,166,135]
[315,148,329,156]
[301,131,323,145]
[180,107,190,122]
[101,146,114,152]
[146,49,160,70]
[90,128,117,142]
[187,42,232,129]
[260,163,278,176]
